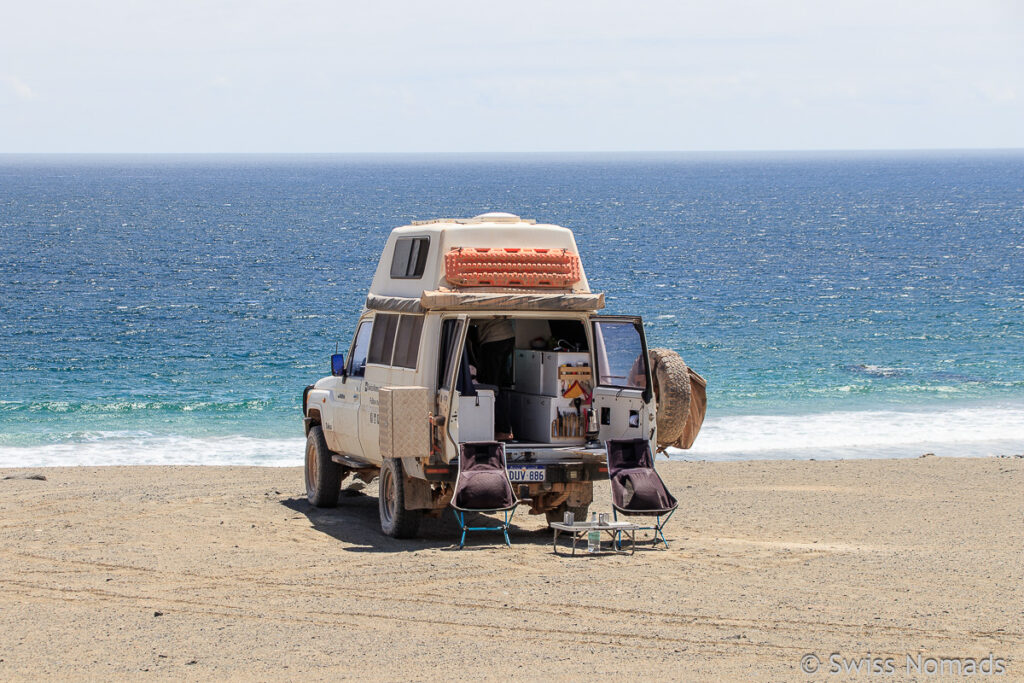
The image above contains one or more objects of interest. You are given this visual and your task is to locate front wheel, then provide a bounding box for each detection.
[305,426,341,508]
[379,458,422,538]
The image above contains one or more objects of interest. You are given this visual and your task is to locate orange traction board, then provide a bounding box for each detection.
[444,247,581,288]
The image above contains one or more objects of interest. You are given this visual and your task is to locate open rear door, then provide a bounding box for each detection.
[435,314,469,461]
[589,315,656,443]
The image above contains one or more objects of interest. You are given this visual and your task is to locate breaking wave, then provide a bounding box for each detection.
[0,433,304,468]
[2,402,1022,468]
[669,401,1024,461]
[0,399,273,414]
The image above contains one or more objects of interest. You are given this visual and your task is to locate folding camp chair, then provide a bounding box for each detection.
[606,438,678,548]
[451,441,518,548]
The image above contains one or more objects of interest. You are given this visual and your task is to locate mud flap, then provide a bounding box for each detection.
[398,462,452,511]
[528,481,593,515]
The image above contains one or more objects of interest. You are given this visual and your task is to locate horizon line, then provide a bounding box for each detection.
[2,147,1023,159]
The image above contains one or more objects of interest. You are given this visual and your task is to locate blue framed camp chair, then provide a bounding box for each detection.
[606,438,678,548]
[451,441,518,548]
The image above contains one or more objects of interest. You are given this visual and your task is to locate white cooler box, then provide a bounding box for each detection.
[513,350,590,397]
[455,390,495,442]
[508,391,587,443]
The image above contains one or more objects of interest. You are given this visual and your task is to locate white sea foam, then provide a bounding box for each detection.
[669,402,1024,461]
[2,404,1022,468]
[0,434,305,468]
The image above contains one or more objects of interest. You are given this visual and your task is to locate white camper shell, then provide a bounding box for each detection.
[303,213,660,538]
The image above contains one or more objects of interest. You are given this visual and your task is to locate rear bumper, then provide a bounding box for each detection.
[422,460,608,483]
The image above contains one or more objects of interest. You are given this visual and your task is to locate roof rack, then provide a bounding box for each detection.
[411,212,537,226]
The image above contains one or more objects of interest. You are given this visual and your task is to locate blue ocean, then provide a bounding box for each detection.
[2,152,1022,466]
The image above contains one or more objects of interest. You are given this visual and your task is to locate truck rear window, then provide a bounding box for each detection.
[368,313,423,369]
[392,315,424,369]
[390,237,429,279]
[368,314,399,365]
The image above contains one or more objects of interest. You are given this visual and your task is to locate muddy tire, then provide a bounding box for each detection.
[649,348,692,449]
[305,426,341,508]
[545,504,590,526]
[379,458,422,539]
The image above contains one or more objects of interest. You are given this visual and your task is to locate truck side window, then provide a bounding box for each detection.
[347,321,372,378]
[392,315,424,369]
[593,321,648,390]
[368,313,399,365]
[390,237,430,279]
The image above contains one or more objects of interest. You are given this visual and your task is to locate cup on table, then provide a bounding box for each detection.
[598,513,609,525]
[563,511,574,525]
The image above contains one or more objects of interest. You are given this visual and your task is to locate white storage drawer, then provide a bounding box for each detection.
[513,350,590,397]
[508,391,587,443]
[455,390,495,443]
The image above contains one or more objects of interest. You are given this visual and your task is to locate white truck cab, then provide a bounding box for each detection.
[303,213,700,538]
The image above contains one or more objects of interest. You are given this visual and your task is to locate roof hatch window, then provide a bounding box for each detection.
[390,237,430,279]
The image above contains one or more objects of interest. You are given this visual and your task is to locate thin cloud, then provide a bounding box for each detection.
[976,82,1017,104]
[2,75,36,100]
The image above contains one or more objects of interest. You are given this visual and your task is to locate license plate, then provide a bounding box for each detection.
[507,464,545,483]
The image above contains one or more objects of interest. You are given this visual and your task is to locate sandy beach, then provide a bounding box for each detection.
[1,457,1021,680]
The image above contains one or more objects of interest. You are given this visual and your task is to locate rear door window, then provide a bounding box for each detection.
[592,319,648,390]
[438,318,464,390]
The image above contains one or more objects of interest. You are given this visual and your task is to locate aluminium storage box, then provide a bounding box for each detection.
[379,386,430,460]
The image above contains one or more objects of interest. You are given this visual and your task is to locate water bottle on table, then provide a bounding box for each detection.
[587,529,600,553]
[587,511,600,552]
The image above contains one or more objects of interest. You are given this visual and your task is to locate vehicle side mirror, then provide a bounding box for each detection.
[331,353,346,377]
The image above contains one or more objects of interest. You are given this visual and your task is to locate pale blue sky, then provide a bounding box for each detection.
[1,0,1022,153]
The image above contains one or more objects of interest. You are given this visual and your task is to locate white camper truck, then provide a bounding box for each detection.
[302,213,702,538]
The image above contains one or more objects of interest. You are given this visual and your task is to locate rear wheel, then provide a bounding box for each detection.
[379,458,422,538]
[545,503,590,526]
[305,426,342,508]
